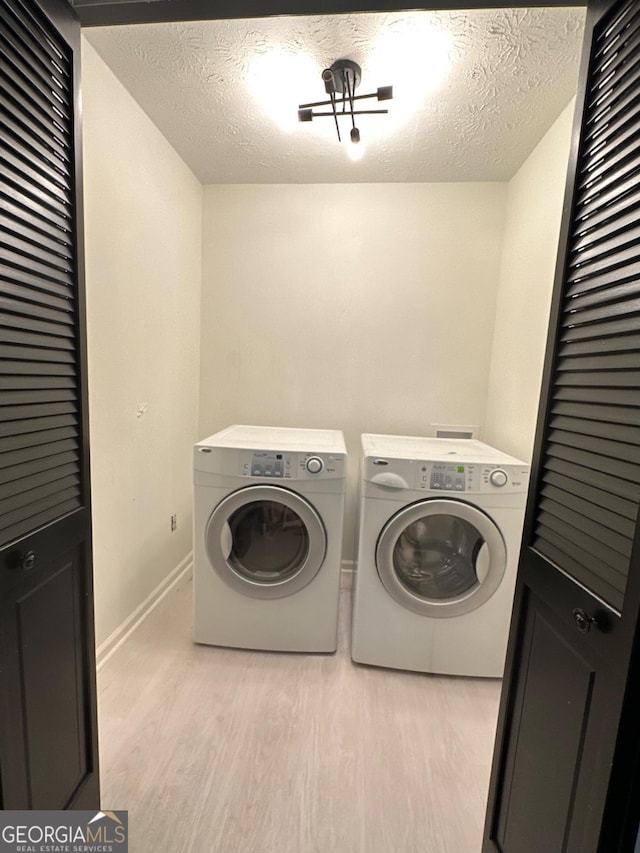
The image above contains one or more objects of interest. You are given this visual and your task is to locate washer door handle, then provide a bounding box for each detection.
[221,521,232,560]
[476,542,490,584]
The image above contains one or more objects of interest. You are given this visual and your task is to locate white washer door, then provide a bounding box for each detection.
[205,485,327,599]
[376,499,507,618]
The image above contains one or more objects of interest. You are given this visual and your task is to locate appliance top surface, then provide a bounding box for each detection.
[198,424,347,453]
[361,433,526,466]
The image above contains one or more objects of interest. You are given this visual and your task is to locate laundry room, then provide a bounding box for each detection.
[77,6,585,849]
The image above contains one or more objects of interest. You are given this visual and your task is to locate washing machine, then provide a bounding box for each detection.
[351,434,529,676]
[193,425,347,652]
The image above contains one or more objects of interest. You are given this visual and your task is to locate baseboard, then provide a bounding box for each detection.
[341,560,355,589]
[96,553,193,671]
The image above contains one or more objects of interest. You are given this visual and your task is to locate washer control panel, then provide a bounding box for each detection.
[415,462,529,493]
[237,450,344,479]
[427,462,468,491]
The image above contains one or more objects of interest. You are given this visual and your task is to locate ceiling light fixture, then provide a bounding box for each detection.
[298,59,392,147]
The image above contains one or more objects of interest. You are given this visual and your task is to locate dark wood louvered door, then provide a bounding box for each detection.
[0,0,99,808]
[484,1,640,850]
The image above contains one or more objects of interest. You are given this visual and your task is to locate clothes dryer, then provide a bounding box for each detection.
[352,434,529,676]
[194,425,347,652]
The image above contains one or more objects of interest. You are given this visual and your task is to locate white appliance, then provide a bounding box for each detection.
[352,434,529,676]
[193,425,347,652]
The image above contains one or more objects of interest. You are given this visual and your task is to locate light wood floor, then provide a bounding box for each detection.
[98,576,501,853]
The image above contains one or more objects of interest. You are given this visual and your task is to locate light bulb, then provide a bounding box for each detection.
[247,48,318,133]
[347,142,365,162]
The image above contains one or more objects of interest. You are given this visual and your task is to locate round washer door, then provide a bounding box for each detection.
[376,498,507,618]
[205,485,327,599]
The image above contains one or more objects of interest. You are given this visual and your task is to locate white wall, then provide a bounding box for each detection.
[200,183,507,560]
[484,101,575,462]
[82,40,203,649]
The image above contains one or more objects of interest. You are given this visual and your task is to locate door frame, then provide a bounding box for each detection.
[69,0,640,846]
[72,0,585,27]
[50,0,101,807]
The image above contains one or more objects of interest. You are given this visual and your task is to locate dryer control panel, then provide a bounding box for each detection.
[237,450,345,480]
[245,450,290,478]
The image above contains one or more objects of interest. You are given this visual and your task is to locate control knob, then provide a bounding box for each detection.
[306,456,324,474]
[490,469,508,488]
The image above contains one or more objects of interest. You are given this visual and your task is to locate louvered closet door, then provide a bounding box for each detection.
[0,0,99,809]
[1,0,81,539]
[484,1,640,851]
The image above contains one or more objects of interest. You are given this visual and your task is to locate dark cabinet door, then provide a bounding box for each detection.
[0,0,99,809]
[484,0,640,850]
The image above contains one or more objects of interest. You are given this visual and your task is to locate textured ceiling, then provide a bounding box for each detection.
[84,8,586,184]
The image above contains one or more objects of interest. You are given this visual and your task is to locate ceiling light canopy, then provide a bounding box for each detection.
[298,59,393,148]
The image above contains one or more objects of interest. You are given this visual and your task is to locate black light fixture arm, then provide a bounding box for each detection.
[309,110,389,117]
[299,89,392,110]
[329,91,341,141]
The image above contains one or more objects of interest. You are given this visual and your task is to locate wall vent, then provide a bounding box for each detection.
[432,424,479,440]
